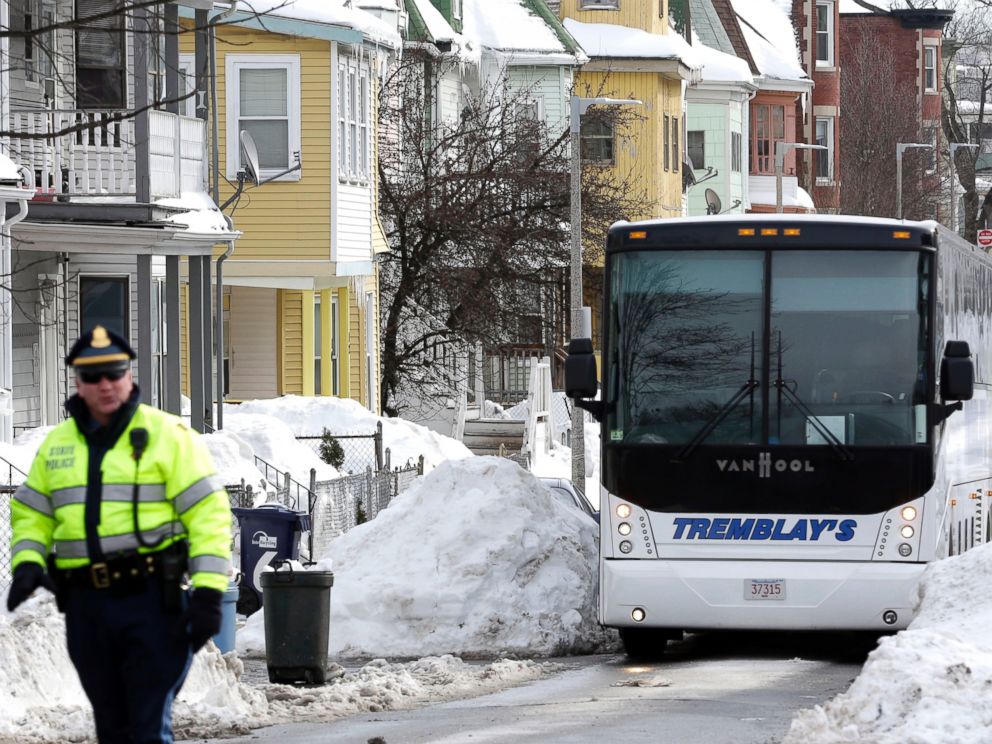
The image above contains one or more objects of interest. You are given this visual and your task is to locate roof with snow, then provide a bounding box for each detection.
[730,0,809,85]
[462,0,583,60]
[563,17,702,72]
[232,0,402,47]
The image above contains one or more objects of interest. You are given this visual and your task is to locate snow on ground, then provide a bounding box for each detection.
[230,396,473,471]
[239,457,616,660]
[0,595,551,743]
[783,542,992,743]
[530,419,602,511]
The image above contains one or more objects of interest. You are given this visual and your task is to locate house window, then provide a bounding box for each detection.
[79,275,129,341]
[663,115,670,171]
[178,55,196,117]
[147,8,167,108]
[580,118,614,163]
[815,117,833,182]
[816,2,833,67]
[25,0,55,84]
[514,99,542,162]
[226,55,301,181]
[580,0,619,7]
[76,0,126,108]
[924,46,937,93]
[731,131,742,172]
[687,131,705,170]
[671,117,680,173]
[338,56,371,182]
[923,125,938,173]
[752,103,785,174]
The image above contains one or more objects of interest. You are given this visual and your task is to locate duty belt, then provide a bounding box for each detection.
[58,544,186,590]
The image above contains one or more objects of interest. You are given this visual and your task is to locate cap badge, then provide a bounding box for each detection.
[91,326,112,349]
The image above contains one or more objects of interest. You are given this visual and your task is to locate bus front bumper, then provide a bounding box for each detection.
[602,558,925,631]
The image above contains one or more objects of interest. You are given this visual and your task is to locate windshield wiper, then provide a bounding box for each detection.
[774,332,854,462]
[675,332,758,462]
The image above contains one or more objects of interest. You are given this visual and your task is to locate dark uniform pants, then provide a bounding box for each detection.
[64,578,193,744]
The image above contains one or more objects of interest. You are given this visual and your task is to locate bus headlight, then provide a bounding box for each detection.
[898,543,913,557]
[619,540,633,554]
[618,522,632,536]
[901,506,917,521]
[900,525,915,539]
[617,504,632,519]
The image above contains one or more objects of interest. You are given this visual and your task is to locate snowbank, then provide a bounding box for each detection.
[222,411,339,488]
[230,396,473,471]
[239,457,616,659]
[784,543,992,743]
[0,595,550,743]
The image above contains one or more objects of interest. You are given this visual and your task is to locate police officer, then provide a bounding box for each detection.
[6,326,232,744]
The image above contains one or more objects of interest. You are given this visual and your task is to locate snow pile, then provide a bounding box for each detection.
[0,595,550,742]
[230,395,473,471]
[784,543,992,743]
[464,0,568,54]
[202,429,270,492]
[564,17,702,70]
[530,419,602,511]
[239,457,615,659]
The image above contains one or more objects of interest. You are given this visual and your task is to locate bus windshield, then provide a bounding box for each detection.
[607,249,929,448]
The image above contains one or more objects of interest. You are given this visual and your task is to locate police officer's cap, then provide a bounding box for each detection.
[66,326,136,373]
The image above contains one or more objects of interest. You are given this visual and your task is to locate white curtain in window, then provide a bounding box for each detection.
[240,68,289,168]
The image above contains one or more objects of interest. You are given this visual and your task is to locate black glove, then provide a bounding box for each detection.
[186,588,223,651]
[6,563,56,612]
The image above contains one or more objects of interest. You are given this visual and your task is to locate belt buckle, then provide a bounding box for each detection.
[90,562,110,589]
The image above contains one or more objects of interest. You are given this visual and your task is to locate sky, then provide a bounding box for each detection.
[3,397,992,741]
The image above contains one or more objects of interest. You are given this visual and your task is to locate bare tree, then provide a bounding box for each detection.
[840,22,937,219]
[377,54,648,416]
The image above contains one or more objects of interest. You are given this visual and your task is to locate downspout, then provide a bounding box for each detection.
[0,167,32,442]
[209,1,238,428]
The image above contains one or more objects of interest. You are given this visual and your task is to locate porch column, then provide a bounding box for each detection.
[133,6,150,203]
[165,255,181,414]
[302,290,315,396]
[319,289,333,395]
[137,255,153,404]
[337,286,350,398]
[189,257,204,431]
[164,4,180,115]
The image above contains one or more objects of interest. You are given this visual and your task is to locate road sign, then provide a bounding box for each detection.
[979,229,992,248]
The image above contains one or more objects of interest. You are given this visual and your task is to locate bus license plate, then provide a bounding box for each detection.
[746,579,785,600]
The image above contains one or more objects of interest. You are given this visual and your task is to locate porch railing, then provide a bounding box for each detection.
[6,108,206,200]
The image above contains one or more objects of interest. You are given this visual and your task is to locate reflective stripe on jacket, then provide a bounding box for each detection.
[10,404,232,592]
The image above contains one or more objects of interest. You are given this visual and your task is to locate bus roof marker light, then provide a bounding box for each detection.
[784,228,801,236]
[901,506,917,521]
[893,231,911,239]
[738,228,756,236]
[628,230,647,240]
[761,228,778,236]
[616,504,632,519]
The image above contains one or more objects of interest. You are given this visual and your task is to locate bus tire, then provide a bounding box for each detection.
[619,628,678,659]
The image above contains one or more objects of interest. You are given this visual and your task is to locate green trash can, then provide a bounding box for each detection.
[260,561,334,684]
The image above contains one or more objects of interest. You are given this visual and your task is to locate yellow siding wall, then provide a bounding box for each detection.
[279,289,304,394]
[559,0,669,35]
[182,25,332,262]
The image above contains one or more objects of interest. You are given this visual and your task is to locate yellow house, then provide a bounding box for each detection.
[557,0,700,344]
[179,3,401,413]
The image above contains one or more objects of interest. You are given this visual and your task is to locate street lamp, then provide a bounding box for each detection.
[775,141,827,214]
[949,142,979,233]
[569,95,641,494]
[896,142,934,220]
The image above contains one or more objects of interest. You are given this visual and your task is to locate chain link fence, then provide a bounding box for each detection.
[309,459,423,561]
[296,422,385,475]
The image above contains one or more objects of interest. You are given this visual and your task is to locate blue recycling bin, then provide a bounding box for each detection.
[232,504,311,615]
[212,580,240,653]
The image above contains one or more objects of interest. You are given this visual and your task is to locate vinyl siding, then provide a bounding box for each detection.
[559,0,669,35]
[280,289,304,395]
[337,183,373,264]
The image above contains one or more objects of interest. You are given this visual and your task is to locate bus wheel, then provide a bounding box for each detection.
[620,628,678,660]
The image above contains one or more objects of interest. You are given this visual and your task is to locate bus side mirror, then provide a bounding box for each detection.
[565,337,598,399]
[940,340,974,402]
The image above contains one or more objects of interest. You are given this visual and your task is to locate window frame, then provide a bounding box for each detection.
[337,54,371,184]
[178,54,196,118]
[225,53,302,182]
[580,117,615,165]
[923,46,937,94]
[687,130,705,170]
[815,116,834,183]
[671,116,680,173]
[579,0,619,8]
[25,0,55,86]
[751,103,786,175]
[731,130,742,173]
[78,274,130,342]
[815,1,834,68]
[663,114,670,172]
[75,0,126,109]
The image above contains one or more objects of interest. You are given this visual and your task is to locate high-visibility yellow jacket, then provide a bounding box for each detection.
[10,401,232,592]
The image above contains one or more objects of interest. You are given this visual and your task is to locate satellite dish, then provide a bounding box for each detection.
[704,188,722,215]
[239,130,261,186]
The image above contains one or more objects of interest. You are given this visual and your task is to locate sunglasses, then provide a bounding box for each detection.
[78,368,127,384]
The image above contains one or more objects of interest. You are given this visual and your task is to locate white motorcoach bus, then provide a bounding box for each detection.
[565,215,992,657]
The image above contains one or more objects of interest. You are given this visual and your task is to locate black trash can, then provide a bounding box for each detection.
[260,561,334,684]
[232,504,311,615]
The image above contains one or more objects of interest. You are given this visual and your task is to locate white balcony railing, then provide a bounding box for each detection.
[7,109,207,201]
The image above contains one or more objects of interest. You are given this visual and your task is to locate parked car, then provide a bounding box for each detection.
[539,477,599,523]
